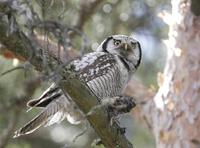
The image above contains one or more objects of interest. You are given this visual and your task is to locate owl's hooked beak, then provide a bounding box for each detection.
[122,43,131,51]
[124,43,128,50]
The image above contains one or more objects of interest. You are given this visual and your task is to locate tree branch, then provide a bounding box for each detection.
[75,0,103,30]
[0,77,40,148]
[0,1,133,147]
[60,72,133,148]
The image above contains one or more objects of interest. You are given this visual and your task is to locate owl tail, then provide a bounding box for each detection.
[13,102,66,138]
[13,110,49,138]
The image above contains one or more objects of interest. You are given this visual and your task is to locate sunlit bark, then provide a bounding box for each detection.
[141,0,200,147]
[0,0,200,147]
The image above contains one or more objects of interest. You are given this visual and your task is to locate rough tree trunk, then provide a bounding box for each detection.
[0,0,200,147]
[142,0,200,147]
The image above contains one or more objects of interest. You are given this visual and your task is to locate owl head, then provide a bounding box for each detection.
[96,35,142,70]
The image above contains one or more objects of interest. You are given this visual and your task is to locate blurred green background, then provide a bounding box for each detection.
[0,0,170,147]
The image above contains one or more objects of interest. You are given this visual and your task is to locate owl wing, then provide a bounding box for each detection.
[14,96,73,138]
[71,52,124,98]
[27,52,116,108]
[14,52,120,137]
[72,52,117,82]
[27,83,62,108]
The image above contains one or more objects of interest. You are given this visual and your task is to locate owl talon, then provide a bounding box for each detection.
[108,96,136,117]
[14,35,141,138]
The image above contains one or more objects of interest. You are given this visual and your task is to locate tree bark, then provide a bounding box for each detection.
[1,0,200,148]
[0,1,133,147]
[140,0,200,147]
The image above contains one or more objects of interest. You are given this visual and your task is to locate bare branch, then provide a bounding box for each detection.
[0,1,134,147]
[60,73,133,148]
[0,77,40,148]
[0,109,21,148]
[75,0,103,30]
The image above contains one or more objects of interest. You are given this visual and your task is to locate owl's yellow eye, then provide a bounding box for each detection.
[113,39,121,46]
[131,41,137,48]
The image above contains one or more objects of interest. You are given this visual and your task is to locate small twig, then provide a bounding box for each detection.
[0,76,41,114]
[72,122,89,143]
[1,66,24,76]
[74,0,103,30]
[31,21,89,54]
[0,109,21,148]
[57,0,67,20]
[0,62,32,76]
[0,76,41,147]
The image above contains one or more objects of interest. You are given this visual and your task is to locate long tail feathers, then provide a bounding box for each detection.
[13,110,49,138]
[13,99,66,138]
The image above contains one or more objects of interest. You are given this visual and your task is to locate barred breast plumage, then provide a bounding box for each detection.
[72,52,129,99]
